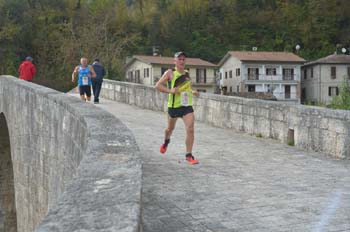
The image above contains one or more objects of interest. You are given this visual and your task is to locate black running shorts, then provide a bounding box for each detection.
[168,106,194,118]
[79,85,91,97]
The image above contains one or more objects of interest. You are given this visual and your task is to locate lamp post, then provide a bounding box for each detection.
[341,47,350,55]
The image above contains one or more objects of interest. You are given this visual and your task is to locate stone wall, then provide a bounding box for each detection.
[101,79,350,158]
[0,76,142,232]
[0,113,17,232]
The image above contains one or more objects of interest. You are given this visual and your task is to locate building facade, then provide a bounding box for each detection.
[301,54,350,104]
[218,51,305,102]
[125,55,218,93]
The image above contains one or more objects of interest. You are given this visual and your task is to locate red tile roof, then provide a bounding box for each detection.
[128,55,217,67]
[229,51,305,62]
[303,54,350,66]
[218,51,305,66]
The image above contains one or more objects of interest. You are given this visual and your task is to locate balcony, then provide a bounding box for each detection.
[247,74,259,80]
[192,80,216,86]
[152,76,216,86]
[244,74,298,82]
[282,75,295,81]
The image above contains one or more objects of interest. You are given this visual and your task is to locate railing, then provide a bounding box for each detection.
[282,75,295,81]
[192,80,216,85]
[152,76,216,85]
[244,74,297,81]
[247,74,259,80]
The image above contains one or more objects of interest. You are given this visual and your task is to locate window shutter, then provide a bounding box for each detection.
[328,87,331,96]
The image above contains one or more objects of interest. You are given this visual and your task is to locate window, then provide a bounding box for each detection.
[135,70,140,83]
[285,85,291,99]
[220,72,222,80]
[236,86,239,92]
[196,69,207,83]
[310,68,313,78]
[197,89,206,93]
[229,86,233,92]
[304,69,307,80]
[229,70,232,78]
[236,68,240,76]
[225,72,227,79]
[266,68,276,75]
[248,85,255,92]
[128,71,134,82]
[331,67,336,79]
[328,87,339,96]
[348,67,350,79]
[266,84,273,93]
[283,68,294,80]
[144,68,149,78]
[248,68,259,80]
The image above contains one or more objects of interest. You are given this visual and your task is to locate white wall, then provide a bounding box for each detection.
[125,60,153,85]
[219,56,242,92]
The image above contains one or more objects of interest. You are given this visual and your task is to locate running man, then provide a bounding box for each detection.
[155,51,200,165]
[72,57,97,101]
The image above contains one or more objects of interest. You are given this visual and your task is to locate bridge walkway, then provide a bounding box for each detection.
[96,98,350,232]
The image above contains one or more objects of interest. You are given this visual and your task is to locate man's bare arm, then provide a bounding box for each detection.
[155,69,177,94]
[72,66,78,82]
[89,65,97,78]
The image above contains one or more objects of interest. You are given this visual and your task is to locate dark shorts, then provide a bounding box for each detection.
[168,106,194,118]
[79,85,91,97]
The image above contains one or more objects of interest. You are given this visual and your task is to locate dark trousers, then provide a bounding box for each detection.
[92,80,102,102]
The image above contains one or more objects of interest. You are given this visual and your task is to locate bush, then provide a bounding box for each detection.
[330,78,350,110]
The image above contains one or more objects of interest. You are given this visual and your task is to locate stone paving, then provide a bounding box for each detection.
[96,98,350,232]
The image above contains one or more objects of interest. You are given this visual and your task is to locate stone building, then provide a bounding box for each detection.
[301,54,350,104]
[218,51,305,102]
[125,55,218,93]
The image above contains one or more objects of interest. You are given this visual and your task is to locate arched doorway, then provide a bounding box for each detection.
[0,113,17,232]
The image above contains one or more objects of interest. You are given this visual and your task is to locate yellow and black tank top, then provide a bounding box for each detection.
[167,70,193,108]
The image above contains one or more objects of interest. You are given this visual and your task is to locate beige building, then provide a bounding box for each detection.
[301,54,350,104]
[125,55,217,93]
[218,51,305,102]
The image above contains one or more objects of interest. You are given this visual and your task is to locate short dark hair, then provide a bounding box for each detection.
[94,58,100,62]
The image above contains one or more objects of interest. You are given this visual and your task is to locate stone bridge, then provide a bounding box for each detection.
[1,75,350,231]
[0,76,141,232]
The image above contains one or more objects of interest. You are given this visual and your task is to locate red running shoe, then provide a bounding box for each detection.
[186,155,199,165]
[160,144,167,154]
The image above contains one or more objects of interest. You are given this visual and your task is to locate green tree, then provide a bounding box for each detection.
[330,78,350,110]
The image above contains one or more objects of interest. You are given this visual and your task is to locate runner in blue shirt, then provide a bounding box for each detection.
[72,57,97,101]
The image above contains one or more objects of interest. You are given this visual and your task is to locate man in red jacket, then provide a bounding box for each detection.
[19,56,36,81]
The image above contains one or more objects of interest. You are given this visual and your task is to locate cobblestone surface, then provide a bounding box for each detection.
[97,98,350,232]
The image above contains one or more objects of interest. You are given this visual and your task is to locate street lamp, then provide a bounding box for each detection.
[342,47,347,54]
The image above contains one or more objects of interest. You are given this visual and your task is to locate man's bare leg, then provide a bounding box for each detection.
[160,116,177,153]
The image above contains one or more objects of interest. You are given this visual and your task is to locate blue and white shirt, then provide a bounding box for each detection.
[78,66,92,86]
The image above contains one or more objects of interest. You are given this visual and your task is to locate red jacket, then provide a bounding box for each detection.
[19,61,36,81]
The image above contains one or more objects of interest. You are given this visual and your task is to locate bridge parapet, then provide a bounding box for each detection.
[102,79,350,158]
[0,76,142,232]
